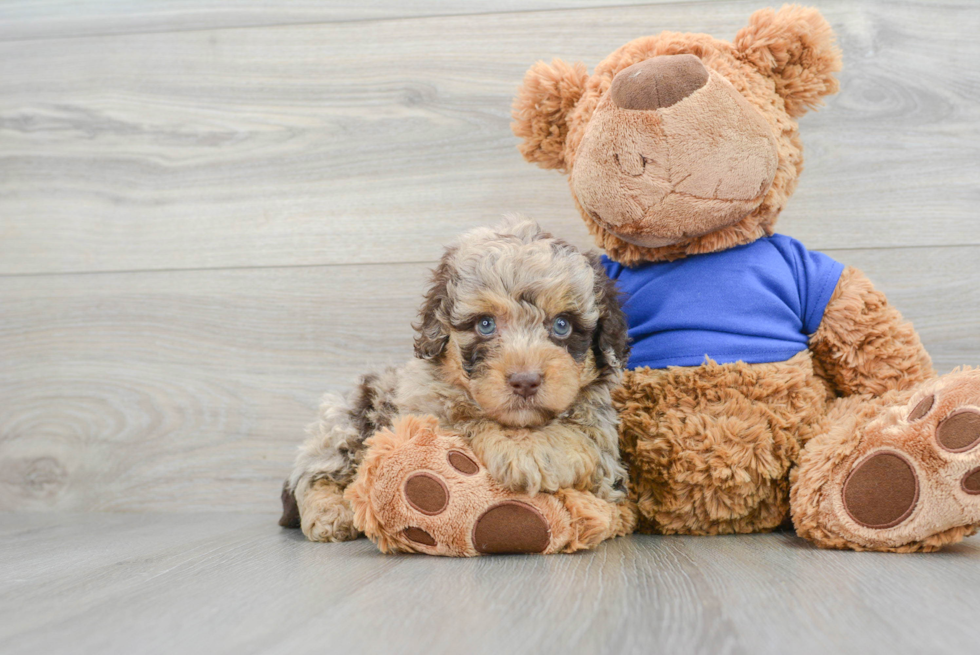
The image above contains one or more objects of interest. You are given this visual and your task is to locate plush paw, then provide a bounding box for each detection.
[344,414,631,556]
[825,369,980,551]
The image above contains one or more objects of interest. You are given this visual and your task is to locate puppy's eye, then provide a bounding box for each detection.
[476,316,496,337]
[552,316,572,338]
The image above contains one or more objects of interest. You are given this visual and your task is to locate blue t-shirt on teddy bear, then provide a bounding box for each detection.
[601,234,845,370]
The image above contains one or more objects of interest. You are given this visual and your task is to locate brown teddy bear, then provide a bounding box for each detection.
[511,4,980,552]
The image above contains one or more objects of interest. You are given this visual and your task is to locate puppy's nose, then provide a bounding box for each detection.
[508,371,542,398]
[610,54,709,111]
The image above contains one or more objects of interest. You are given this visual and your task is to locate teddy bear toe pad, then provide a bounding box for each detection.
[447,450,479,475]
[472,501,551,554]
[963,468,980,494]
[403,526,437,546]
[936,410,980,452]
[403,473,449,515]
[842,452,919,529]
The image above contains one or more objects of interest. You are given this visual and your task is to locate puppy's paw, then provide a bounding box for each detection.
[488,456,545,496]
[476,436,597,497]
[300,479,359,543]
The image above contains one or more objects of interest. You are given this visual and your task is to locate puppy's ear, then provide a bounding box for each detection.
[587,254,630,373]
[413,248,456,360]
[512,59,589,171]
[734,5,842,118]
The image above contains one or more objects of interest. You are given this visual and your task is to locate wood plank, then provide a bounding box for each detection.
[0,1,672,42]
[1,514,979,655]
[0,262,429,513]
[2,0,980,274]
[1,244,978,513]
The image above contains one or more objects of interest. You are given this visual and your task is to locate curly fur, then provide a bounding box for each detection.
[734,5,842,118]
[616,351,833,535]
[283,216,631,542]
[810,266,936,396]
[512,59,590,171]
[557,488,638,551]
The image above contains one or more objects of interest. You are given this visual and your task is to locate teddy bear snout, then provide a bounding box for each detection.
[613,152,646,177]
[610,54,709,111]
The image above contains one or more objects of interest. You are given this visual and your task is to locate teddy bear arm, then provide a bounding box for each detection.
[809,265,935,397]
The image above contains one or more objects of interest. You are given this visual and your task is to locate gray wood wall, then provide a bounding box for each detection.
[2,0,978,513]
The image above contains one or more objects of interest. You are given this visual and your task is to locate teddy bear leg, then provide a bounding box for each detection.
[615,359,827,535]
[555,488,638,552]
[344,414,632,556]
[792,368,980,552]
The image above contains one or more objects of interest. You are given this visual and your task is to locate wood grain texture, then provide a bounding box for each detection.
[1,513,979,655]
[0,262,429,512]
[0,0,672,42]
[1,246,978,513]
[2,0,980,275]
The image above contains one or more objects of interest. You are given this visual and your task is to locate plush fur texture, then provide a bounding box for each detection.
[513,5,980,552]
[570,67,780,251]
[810,266,935,396]
[792,369,980,552]
[616,350,833,535]
[283,216,633,545]
[513,59,590,171]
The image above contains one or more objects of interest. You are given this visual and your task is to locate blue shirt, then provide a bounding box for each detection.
[602,235,844,370]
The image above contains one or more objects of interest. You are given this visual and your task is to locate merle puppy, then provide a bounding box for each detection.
[281,217,631,542]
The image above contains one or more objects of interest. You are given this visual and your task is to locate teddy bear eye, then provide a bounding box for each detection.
[476,316,496,337]
[552,316,572,338]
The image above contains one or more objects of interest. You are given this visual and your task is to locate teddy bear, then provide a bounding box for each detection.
[509,4,980,552]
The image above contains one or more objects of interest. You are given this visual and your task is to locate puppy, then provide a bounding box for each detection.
[280,216,630,542]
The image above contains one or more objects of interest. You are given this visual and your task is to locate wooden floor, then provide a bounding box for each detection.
[1,513,978,655]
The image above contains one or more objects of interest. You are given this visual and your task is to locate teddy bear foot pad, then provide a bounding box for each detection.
[831,369,980,550]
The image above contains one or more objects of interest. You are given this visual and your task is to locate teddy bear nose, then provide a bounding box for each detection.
[508,371,542,398]
[610,54,709,110]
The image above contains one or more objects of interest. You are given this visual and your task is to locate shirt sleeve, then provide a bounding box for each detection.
[783,237,845,336]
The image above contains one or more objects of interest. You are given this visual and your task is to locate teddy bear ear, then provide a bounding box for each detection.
[734,5,842,118]
[511,58,589,171]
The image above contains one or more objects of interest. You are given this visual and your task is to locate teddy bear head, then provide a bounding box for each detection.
[512,5,841,265]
